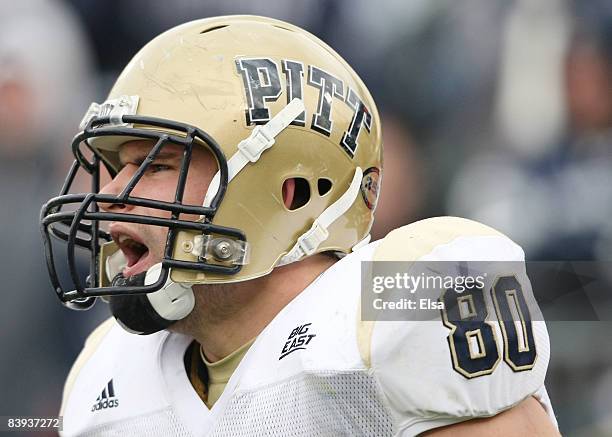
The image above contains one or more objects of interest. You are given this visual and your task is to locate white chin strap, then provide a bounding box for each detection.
[144,264,195,321]
[203,98,306,208]
[104,253,194,321]
[277,166,364,266]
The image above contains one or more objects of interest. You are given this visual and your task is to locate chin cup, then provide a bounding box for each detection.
[109,264,195,335]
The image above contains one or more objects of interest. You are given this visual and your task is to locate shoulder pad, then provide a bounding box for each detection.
[374,216,523,262]
[365,218,549,434]
[60,318,116,415]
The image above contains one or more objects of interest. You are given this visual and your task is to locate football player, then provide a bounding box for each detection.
[41,16,559,436]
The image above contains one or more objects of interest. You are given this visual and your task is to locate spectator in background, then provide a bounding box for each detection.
[448,0,612,262]
[0,0,105,423]
[368,0,510,219]
[65,0,334,86]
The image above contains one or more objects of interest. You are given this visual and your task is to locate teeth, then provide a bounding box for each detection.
[118,235,130,244]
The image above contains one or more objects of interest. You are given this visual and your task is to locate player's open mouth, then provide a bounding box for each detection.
[111,231,151,277]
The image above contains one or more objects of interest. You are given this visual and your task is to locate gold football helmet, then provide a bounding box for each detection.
[41,16,382,321]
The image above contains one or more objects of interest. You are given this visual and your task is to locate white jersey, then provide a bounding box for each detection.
[60,217,557,436]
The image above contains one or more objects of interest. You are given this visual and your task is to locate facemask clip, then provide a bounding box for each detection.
[191,234,250,266]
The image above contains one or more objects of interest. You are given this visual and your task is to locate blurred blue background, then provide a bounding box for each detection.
[1,0,611,435]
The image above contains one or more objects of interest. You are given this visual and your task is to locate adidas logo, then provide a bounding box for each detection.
[91,379,120,412]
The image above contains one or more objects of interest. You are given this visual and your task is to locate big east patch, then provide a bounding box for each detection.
[279,323,317,360]
[236,58,373,158]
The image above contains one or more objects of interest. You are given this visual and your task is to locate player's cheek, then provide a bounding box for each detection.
[143,226,170,257]
[183,175,212,211]
[140,175,180,206]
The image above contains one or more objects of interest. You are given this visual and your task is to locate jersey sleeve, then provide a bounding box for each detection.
[365,217,555,435]
[60,317,116,416]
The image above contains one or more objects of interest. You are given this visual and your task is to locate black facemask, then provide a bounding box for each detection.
[40,114,245,310]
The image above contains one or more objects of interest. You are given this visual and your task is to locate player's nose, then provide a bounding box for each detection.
[98,168,134,213]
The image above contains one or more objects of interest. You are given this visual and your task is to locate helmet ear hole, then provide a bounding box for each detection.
[283,177,310,210]
[317,178,333,196]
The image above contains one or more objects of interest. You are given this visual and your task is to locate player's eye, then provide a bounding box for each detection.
[148,164,171,173]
